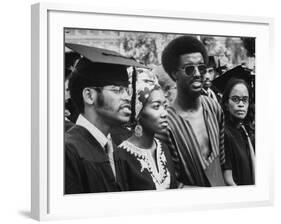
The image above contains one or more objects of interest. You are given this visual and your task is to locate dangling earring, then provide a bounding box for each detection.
[134,123,143,137]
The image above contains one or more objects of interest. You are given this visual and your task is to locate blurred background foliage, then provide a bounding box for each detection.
[65,29,255,70]
[65,29,255,131]
[65,29,255,104]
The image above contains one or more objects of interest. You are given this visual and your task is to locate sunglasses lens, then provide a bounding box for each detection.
[184,66,195,76]
[183,65,207,76]
[198,65,207,75]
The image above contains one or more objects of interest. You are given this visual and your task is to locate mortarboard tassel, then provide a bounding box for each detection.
[130,67,137,125]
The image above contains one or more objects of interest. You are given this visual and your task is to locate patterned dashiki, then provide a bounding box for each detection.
[116,138,178,191]
[157,95,226,187]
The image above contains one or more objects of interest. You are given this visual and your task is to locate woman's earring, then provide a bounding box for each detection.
[134,124,143,137]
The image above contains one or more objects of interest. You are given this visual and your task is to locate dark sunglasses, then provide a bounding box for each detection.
[178,64,207,76]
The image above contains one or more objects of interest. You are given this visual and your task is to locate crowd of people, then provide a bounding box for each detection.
[64,35,255,194]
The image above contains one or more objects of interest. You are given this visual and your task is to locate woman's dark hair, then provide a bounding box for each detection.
[221,78,251,120]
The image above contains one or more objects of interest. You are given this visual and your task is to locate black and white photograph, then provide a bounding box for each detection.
[28,2,276,221]
[64,29,256,194]
[1,0,280,223]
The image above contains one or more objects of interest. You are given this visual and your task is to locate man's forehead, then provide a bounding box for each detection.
[179,52,204,64]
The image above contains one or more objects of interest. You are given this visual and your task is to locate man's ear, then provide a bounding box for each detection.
[82,87,97,105]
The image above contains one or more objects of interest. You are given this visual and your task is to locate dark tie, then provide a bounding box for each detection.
[241,125,255,183]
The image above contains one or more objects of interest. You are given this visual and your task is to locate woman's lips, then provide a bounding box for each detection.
[236,110,246,115]
[160,121,168,127]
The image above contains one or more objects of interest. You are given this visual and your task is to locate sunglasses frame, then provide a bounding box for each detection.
[178,64,207,77]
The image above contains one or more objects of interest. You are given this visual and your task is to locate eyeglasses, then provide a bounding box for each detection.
[229,96,249,104]
[178,64,207,76]
[89,86,132,96]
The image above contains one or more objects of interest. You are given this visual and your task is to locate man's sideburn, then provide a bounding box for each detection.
[96,90,105,107]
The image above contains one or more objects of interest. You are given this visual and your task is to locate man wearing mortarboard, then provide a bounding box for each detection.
[157,36,227,187]
[64,43,146,194]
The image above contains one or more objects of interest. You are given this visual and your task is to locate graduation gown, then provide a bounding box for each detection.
[64,119,75,132]
[224,121,254,185]
[65,125,124,194]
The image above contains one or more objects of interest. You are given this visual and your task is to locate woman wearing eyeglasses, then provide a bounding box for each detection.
[221,78,255,186]
[115,79,178,191]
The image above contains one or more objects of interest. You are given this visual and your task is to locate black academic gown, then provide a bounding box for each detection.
[64,119,74,132]
[65,125,124,194]
[224,121,254,185]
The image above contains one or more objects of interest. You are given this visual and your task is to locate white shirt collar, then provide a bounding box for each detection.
[76,114,110,148]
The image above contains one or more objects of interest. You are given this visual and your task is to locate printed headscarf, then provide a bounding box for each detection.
[134,70,160,120]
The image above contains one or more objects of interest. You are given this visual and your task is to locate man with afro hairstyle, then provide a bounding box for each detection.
[157,36,228,187]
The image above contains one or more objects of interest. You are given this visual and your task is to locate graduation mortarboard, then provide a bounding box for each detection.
[212,65,255,93]
[66,43,147,87]
[66,43,147,68]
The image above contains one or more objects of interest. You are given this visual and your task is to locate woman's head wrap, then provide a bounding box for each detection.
[134,70,161,120]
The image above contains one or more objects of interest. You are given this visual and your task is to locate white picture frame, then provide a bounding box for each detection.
[31,2,274,221]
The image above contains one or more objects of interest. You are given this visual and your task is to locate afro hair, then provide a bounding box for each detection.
[161,36,208,81]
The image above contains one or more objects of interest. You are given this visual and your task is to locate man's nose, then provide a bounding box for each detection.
[121,90,131,101]
[193,67,201,78]
[204,72,211,79]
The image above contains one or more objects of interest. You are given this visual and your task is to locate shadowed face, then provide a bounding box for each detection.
[203,67,215,89]
[227,83,249,120]
[139,89,168,134]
